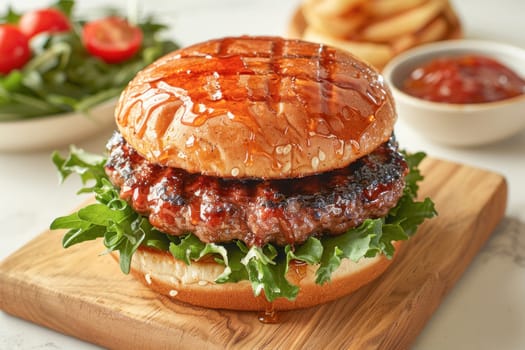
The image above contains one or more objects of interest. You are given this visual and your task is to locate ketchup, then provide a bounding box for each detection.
[402,55,525,104]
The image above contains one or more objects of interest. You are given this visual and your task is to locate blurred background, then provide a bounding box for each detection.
[1,1,524,349]
[8,0,525,48]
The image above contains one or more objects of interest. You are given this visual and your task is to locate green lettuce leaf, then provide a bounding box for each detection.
[50,148,437,302]
[50,147,170,273]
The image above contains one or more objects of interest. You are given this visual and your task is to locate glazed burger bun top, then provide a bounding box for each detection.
[115,36,396,179]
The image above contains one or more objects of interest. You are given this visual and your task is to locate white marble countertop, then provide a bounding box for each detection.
[1,0,524,349]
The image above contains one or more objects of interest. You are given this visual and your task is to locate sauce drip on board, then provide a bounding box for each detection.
[402,54,525,104]
[258,302,279,324]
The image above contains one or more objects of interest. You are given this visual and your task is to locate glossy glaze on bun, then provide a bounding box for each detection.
[114,36,396,179]
[112,244,399,311]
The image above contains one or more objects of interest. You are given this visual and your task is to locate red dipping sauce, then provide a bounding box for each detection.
[402,55,525,104]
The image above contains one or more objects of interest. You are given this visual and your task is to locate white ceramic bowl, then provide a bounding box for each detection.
[0,98,116,152]
[383,40,525,146]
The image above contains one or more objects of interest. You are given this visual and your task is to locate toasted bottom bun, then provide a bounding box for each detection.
[111,243,401,311]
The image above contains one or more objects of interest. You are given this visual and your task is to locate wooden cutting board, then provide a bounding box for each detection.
[0,157,507,350]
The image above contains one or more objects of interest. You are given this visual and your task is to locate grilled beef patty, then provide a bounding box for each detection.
[105,132,408,247]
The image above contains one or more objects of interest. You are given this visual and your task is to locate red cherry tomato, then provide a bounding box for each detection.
[0,25,31,75]
[19,8,71,38]
[82,17,143,64]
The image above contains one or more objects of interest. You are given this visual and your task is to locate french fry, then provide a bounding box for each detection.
[302,2,366,38]
[304,0,364,17]
[366,0,427,18]
[303,26,393,68]
[417,16,448,44]
[288,8,307,39]
[391,15,448,52]
[443,2,461,32]
[361,0,446,42]
[391,33,417,53]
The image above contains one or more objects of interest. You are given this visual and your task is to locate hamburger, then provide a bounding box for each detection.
[51,36,436,312]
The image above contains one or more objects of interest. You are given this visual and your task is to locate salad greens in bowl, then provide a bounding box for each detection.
[0,0,178,150]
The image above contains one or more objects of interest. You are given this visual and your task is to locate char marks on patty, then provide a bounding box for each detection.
[105,132,408,247]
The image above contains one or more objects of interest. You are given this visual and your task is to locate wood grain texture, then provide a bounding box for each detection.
[0,157,507,350]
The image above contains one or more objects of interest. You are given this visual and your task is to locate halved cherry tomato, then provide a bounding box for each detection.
[19,8,71,39]
[82,17,143,64]
[0,25,31,75]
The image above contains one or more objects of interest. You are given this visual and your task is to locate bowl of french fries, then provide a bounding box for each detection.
[383,40,525,146]
[288,0,462,70]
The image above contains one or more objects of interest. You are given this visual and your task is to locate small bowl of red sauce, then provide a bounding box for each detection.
[383,40,525,146]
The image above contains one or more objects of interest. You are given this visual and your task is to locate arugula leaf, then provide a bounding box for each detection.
[63,224,106,248]
[51,148,167,273]
[51,146,106,192]
[241,245,299,301]
[285,237,323,268]
[169,234,206,265]
[403,151,426,195]
[78,203,129,226]
[50,148,437,302]
[316,219,379,285]
[0,2,178,120]
[53,0,75,17]
[217,242,249,283]
[0,6,20,23]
